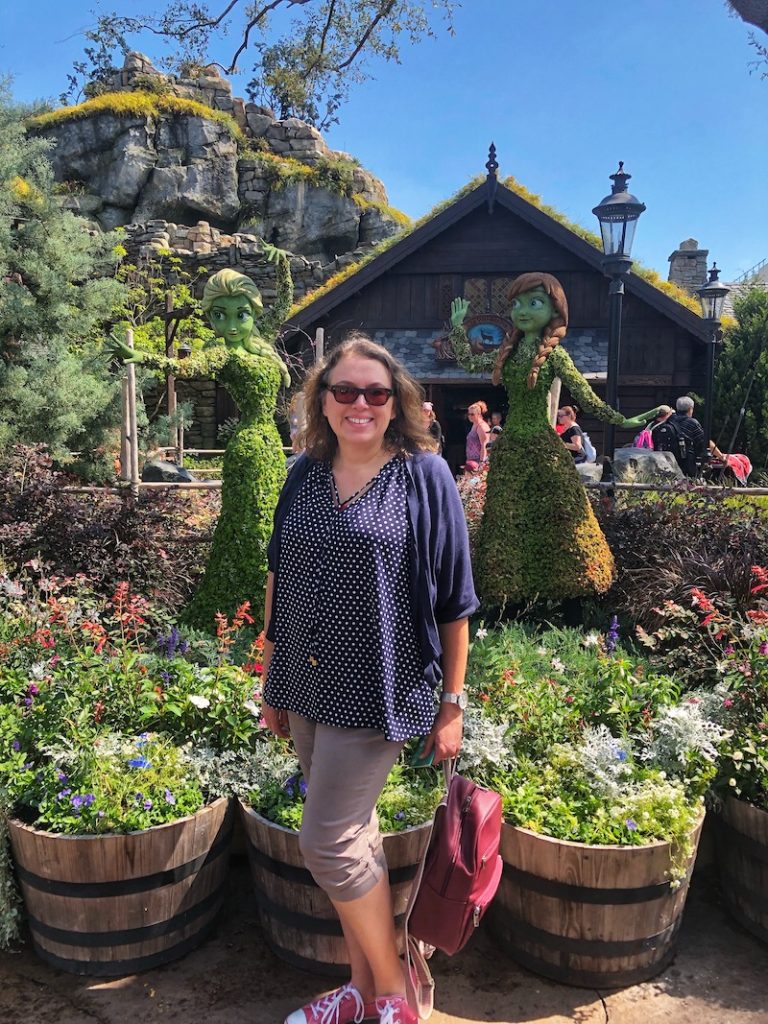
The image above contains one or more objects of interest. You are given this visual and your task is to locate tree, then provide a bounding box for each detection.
[712,288,768,474]
[0,82,128,478]
[726,0,768,74]
[67,0,456,128]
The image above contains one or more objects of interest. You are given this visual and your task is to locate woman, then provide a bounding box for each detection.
[450,273,661,605]
[465,401,490,469]
[558,406,586,463]
[261,333,477,1024]
[421,400,444,454]
[108,250,292,631]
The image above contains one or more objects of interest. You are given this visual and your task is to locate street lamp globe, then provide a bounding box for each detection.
[592,162,646,262]
[697,263,730,322]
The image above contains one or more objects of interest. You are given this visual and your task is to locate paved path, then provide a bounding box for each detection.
[1,862,767,1024]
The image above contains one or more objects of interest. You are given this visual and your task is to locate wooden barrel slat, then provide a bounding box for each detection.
[488,816,703,988]
[238,800,429,974]
[7,797,233,976]
[715,797,768,944]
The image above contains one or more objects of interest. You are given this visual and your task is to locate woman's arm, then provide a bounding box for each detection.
[562,428,583,454]
[420,617,469,764]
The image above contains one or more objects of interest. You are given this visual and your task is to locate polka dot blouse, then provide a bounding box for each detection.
[264,456,434,742]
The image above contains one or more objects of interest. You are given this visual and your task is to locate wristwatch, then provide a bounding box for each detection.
[441,691,468,710]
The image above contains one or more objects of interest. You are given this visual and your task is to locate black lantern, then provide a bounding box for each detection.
[697,263,730,447]
[177,340,192,359]
[593,163,646,459]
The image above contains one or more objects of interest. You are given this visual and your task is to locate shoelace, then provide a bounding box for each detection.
[375,998,404,1024]
[313,985,365,1024]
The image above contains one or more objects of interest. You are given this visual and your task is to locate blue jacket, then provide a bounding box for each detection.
[266,451,479,690]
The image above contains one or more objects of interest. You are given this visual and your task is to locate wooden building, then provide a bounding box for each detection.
[285,162,710,471]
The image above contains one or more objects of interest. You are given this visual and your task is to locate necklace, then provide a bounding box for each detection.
[330,473,376,511]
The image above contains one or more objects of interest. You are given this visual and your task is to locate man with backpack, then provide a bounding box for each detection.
[653,396,707,477]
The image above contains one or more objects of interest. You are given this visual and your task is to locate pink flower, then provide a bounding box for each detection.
[723,699,734,708]
[759,642,768,656]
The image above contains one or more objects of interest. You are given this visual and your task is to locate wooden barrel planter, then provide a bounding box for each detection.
[7,797,233,977]
[238,800,429,974]
[487,815,704,988]
[714,796,768,944]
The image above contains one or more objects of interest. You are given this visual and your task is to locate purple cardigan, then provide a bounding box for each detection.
[266,451,478,690]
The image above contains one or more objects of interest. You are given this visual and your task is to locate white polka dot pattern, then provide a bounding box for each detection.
[264,457,434,741]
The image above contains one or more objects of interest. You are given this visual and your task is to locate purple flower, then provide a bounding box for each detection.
[394,811,405,820]
[615,749,628,762]
[127,757,151,769]
[23,697,33,707]
[12,740,20,752]
[82,793,95,807]
[143,799,153,810]
[625,818,638,831]
[160,671,172,686]
[97,810,105,819]
[298,777,308,798]
[135,791,144,804]
[27,683,40,696]
[606,615,620,654]
[724,644,735,655]
[759,641,768,656]
[164,789,176,805]
[57,771,68,783]
[71,795,84,809]
[57,787,72,800]
[178,639,190,655]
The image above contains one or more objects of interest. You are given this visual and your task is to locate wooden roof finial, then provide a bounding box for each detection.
[486,142,498,212]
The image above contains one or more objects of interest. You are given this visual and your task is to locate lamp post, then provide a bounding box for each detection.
[592,163,646,459]
[696,263,729,447]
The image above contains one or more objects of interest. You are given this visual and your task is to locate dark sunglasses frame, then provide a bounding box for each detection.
[323,383,394,406]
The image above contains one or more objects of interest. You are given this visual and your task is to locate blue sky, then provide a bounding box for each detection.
[2,0,766,283]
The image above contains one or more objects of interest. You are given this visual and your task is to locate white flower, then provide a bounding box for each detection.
[583,632,600,647]
[29,662,47,680]
[536,645,547,656]
[244,700,260,717]
[551,657,565,673]
[188,694,211,709]
[475,628,488,640]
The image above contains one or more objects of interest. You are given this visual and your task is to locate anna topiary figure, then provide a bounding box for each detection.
[110,246,292,631]
[450,272,661,607]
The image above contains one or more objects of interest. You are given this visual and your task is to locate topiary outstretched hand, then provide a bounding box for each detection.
[259,239,290,265]
[450,297,471,329]
[106,332,145,365]
[618,406,665,430]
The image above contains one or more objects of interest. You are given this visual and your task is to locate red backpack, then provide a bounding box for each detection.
[408,771,503,955]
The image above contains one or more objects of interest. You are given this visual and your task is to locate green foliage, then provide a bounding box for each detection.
[713,287,768,473]
[65,2,457,130]
[0,84,128,478]
[29,91,243,140]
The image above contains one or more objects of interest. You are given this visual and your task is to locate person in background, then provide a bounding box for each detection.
[422,400,444,455]
[669,396,707,477]
[465,401,490,469]
[262,333,477,1024]
[488,410,504,447]
[557,406,586,464]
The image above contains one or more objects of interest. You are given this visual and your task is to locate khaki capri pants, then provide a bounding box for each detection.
[288,713,405,902]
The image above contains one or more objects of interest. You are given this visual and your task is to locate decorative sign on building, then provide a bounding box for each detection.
[464,314,513,353]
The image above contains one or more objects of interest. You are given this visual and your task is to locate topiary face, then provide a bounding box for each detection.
[510,288,555,335]
[206,295,256,351]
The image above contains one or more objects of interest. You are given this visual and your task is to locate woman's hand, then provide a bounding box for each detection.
[450,297,470,329]
[262,702,290,739]
[419,704,463,765]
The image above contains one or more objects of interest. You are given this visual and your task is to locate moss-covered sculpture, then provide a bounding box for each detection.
[110,246,292,631]
[450,272,661,606]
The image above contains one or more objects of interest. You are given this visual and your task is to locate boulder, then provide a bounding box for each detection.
[141,460,196,483]
[257,181,362,264]
[575,463,603,485]
[612,448,684,485]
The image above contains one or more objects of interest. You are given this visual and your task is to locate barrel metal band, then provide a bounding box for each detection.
[16,823,232,898]
[245,841,417,887]
[492,907,681,956]
[506,942,676,989]
[251,881,405,936]
[265,938,349,978]
[28,883,225,947]
[501,861,682,905]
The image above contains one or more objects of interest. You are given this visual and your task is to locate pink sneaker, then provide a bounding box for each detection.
[284,984,377,1024]
[375,996,418,1024]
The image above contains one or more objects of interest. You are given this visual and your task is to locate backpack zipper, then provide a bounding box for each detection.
[439,791,474,897]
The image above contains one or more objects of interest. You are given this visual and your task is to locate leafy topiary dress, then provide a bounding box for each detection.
[465,337,623,606]
[182,352,286,630]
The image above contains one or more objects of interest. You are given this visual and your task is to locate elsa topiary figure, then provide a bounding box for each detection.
[450,272,662,606]
[110,245,292,631]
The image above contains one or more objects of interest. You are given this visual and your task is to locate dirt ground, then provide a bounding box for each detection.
[1,860,767,1024]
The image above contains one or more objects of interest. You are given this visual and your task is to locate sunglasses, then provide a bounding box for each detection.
[324,384,394,406]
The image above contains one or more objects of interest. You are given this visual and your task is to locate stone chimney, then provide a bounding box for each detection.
[667,239,709,295]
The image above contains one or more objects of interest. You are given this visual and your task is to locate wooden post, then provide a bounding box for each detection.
[120,378,130,482]
[125,329,141,495]
[165,292,178,457]
[315,327,325,362]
